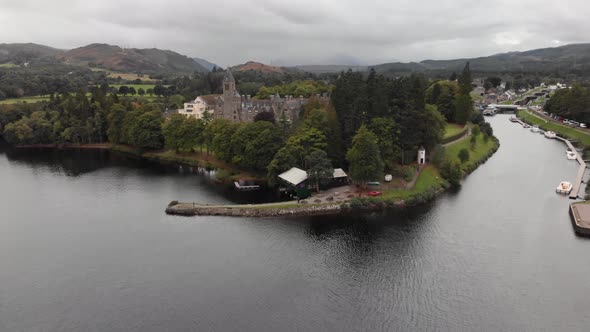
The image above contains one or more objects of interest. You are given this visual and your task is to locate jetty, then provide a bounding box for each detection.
[569,202,590,236]
[165,201,344,217]
[555,137,586,199]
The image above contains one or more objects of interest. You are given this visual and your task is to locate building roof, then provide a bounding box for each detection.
[278,167,308,186]
[198,94,221,105]
[333,168,347,178]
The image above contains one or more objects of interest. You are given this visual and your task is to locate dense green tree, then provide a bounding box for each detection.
[368,117,401,171]
[106,104,126,144]
[162,114,186,152]
[458,62,472,95]
[230,121,284,171]
[129,110,164,149]
[306,150,334,192]
[253,111,275,123]
[179,117,204,152]
[454,94,472,125]
[440,159,462,188]
[346,125,383,185]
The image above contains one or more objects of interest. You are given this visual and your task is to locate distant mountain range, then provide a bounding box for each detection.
[1,42,590,76]
[0,43,210,74]
[295,44,590,75]
[193,57,220,71]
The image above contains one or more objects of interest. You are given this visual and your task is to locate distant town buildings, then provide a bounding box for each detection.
[178,69,329,123]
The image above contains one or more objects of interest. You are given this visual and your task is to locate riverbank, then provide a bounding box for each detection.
[110,144,264,182]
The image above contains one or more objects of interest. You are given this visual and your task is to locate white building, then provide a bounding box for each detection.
[178,94,219,119]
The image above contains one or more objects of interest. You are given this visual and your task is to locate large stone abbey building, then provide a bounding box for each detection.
[178,69,328,122]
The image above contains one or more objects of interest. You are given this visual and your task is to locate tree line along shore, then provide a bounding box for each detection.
[2,62,500,213]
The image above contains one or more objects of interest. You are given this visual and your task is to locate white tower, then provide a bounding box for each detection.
[417,146,426,165]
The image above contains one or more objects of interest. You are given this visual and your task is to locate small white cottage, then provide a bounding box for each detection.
[417,146,426,165]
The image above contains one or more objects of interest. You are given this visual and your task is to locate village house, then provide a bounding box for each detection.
[178,94,218,119]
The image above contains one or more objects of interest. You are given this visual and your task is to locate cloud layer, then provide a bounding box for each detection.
[1,0,588,66]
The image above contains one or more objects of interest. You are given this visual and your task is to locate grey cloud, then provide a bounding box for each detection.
[0,0,589,66]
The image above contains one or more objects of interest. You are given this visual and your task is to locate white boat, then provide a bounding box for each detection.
[509,117,518,122]
[530,126,539,133]
[544,131,557,139]
[556,181,573,194]
[567,151,577,160]
[523,124,530,129]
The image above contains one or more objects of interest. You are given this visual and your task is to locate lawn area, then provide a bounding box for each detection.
[0,96,50,104]
[518,110,590,146]
[444,123,466,139]
[382,165,446,200]
[444,132,499,172]
[0,63,19,68]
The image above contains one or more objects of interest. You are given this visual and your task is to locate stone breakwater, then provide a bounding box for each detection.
[165,202,345,218]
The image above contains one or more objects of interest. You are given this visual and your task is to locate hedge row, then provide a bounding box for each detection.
[441,126,469,145]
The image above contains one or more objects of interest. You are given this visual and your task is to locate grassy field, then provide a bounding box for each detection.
[444,132,499,171]
[444,123,466,139]
[518,110,590,146]
[0,96,50,104]
[108,84,160,91]
[0,63,19,68]
[382,166,446,200]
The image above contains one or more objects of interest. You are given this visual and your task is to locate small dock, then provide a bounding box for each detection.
[569,202,590,236]
[555,137,586,199]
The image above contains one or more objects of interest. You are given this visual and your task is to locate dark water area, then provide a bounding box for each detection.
[1,115,590,331]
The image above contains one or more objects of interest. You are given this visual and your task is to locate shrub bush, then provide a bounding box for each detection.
[458,148,470,163]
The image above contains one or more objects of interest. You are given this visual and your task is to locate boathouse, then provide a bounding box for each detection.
[278,167,311,199]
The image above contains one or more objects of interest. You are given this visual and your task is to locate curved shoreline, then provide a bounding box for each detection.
[166,137,500,218]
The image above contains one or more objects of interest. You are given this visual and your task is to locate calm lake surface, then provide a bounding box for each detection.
[1,115,590,331]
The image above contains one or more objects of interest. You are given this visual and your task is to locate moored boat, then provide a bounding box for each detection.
[556,181,573,194]
[567,150,577,160]
[544,131,557,139]
[531,126,539,133]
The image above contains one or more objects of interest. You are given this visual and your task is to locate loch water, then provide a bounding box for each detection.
[1,115,590,331]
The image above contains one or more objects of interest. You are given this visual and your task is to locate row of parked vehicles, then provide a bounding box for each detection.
[542,111,587,128]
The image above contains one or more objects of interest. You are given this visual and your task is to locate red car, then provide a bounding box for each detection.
[368,191,382,197]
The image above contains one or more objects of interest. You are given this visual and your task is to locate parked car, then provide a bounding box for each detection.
[368,191,382,197]
[570,121,580,127]
[580,123,587,128]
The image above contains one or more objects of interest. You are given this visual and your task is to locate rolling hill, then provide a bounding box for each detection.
[0,43,62,64]
[59,43,208,74]
[373,43,590,75]
[231,61,286,73]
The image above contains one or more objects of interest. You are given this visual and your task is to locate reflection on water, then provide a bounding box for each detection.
[1,116,590,331]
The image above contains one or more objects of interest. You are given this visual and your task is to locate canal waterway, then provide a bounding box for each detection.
[1,115,589,331]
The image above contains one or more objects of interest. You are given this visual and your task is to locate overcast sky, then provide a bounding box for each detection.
[1,0,589,67]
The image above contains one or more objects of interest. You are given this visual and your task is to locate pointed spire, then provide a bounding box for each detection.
[223,68,235,82]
